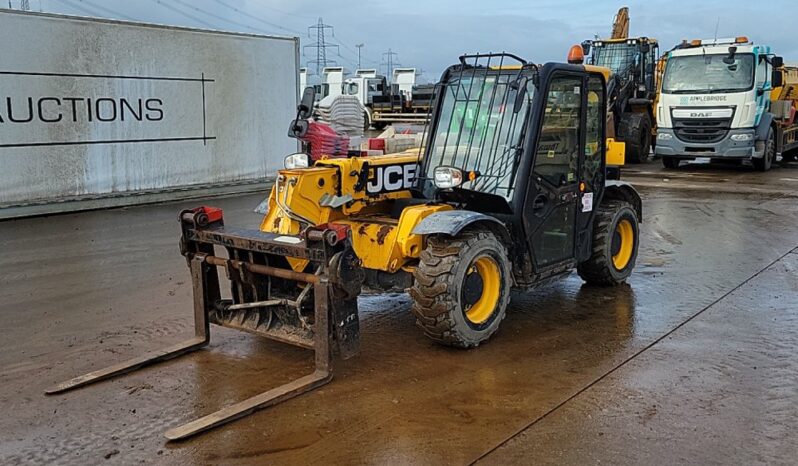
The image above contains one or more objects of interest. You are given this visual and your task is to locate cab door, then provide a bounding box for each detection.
[524,73,584,270]
[575,74,607,260]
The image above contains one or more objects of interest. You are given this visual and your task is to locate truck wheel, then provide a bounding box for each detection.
[363,111,371,131]
[752,127,775,171]
[619,113,651,164]
[662,156,680,169]
[577,200,640,286]
[410,229,511,348]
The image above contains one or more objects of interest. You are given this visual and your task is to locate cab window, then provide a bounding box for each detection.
[534,76,582,187]
[582,76,604,191]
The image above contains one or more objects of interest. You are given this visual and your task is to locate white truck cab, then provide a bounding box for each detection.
[656,37,784,170]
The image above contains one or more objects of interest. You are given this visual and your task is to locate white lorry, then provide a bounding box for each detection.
[655,37,797,171]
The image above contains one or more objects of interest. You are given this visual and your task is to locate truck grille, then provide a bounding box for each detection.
[673,117,732,144]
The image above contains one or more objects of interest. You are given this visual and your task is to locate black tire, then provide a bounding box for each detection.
[372,122,388,131]
[363,111,371,131]
[662,156,680,169]
[618,112,651,164]
[752,127,775,171]
[578,200,640,286]
[410,229,512,348]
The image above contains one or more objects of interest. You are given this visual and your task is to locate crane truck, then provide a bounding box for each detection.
[655,37,797,170]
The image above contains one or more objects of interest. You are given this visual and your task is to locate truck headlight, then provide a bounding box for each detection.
[434,166,464,189]
[657,133,673,140]
[284,153,310,169]
[730,133,753,142]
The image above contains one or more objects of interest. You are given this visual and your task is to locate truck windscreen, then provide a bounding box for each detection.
[662,53,755,94]
[593,43,638,76]
[426,71,534,200]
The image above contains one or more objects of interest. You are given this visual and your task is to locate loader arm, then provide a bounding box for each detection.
[260,151,454,275]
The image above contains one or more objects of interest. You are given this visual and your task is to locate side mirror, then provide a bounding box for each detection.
[772,56,784,68]
[772,69,784,88]
[511,76,529,114]
[287,119,309,139]
[298,87,316,119]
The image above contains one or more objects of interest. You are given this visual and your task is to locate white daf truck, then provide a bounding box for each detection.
[656,37,796,171]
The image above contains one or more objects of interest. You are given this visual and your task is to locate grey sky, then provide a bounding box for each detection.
[25,0,798,82]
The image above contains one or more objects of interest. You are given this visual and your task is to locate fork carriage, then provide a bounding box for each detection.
[47,206,363,441]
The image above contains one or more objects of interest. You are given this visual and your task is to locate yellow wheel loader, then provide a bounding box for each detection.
[48,53,642,441]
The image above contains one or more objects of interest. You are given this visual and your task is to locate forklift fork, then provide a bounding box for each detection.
[46,207,360,441]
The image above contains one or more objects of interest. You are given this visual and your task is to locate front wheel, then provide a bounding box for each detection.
[752,127,775,171]
[578,200,640,286]
[410,229,512,348]
[363,111,371,131]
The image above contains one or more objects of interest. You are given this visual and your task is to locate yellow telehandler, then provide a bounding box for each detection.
[48,53,642,441]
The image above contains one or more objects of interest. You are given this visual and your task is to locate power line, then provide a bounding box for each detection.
[54,0,137,21]
[171,0,262,33]
[335,38,380,66]
[243,2,313,21]
[305,17,338,75]
[52,0,103,18]
[149,0,217,29]
[211,1,377,69]
[356,43,364,69]
[382,48,400,77]
[77,0,136,20]
[210,0,303,36]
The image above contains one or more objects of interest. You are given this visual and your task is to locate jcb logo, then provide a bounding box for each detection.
[367,163,417,194]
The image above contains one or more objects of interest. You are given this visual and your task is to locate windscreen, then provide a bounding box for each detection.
[425,70,534,200]
[593,43,639,76]
[662,53,755,93]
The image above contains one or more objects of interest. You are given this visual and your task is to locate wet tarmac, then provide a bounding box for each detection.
[1,161,797,465]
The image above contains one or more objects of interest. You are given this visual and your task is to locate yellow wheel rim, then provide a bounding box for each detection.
[464,256,501,325]
[612,219,635,270]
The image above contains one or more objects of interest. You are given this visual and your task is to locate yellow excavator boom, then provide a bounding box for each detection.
[611,7,629,39]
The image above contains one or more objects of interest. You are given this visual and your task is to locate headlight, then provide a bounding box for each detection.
[284,153,310,169]
[730,133,753,142]
[434,166,464,189]
[657,133,673,140]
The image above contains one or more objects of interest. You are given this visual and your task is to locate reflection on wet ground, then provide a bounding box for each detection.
[1,163,797,464]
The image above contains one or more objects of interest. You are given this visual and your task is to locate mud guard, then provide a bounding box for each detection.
[755,113,774,142]
[604,181,642,221]
[412,210,507,237]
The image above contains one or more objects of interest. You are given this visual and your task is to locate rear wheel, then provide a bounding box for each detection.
[619,112,651,164]
[410,229,511,348]
[752,127,775,171]
[578,200,640,286]
[662,156,680,169]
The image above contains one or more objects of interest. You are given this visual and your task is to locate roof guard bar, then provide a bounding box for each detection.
[459,52,527,66]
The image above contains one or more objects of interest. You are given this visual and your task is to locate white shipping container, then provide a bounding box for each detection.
[0,10,299,218]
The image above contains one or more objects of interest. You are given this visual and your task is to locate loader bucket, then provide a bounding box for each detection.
[46,206,363,441]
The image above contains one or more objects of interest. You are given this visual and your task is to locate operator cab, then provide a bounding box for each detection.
[417,54,621,271]
[585,38,659,98]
